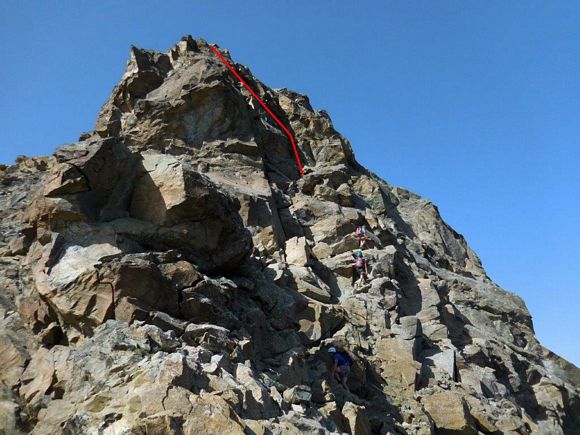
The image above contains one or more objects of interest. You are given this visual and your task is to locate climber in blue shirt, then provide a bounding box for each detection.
[328,346,353,391]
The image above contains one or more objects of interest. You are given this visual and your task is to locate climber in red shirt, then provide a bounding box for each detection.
[355,224,367,249]
[352,249,368,287]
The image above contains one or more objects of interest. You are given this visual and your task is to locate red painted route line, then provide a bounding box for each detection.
[210,45,304,176]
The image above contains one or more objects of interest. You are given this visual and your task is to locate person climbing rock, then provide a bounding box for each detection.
[355,224,367,249]
[328,346,353,391]
[351,249,368,287]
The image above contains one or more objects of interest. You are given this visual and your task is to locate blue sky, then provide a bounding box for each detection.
[1,1,578,365]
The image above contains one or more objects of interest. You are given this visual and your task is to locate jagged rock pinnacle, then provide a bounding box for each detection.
[0,37,577,434]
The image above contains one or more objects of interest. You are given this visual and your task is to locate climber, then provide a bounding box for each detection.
[351,249,368,287]
[328,346,353,391]
[355,224,367,249]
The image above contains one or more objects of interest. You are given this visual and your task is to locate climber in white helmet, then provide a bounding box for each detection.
[328,346,353,391]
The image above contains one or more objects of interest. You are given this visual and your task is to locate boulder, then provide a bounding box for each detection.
[19,346,70,407]
[283,385,312,405]
[463,396,500,433]
[182,323,235,353]
[183,394,247,435]
[271,349,308,387]
[297,301,344,343]
[287,265,332,303]
[421,349,456,382]
[285,236,312,266]
[33,242,121,340]
[130,153,252,272]
[421,391,477,435]
[180,279,239,328]
[342,401,371,435]
[51,139,131,210]
[375,337,421,394]
[0,332,29,388]
[392,315,421,340]
[234,363,279,418]
[0,384,21,435]
[43,164,89,197]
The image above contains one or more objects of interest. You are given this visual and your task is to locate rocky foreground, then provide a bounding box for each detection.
[0,36,578,434]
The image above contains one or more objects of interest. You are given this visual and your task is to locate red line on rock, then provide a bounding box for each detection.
[210,45,305,176]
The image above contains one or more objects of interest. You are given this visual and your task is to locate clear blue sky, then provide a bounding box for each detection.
[2,1,578,365]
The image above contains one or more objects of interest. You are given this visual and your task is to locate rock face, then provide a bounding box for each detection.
[0,36,578,434]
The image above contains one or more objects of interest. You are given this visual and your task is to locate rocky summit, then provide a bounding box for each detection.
[0,36,578,435]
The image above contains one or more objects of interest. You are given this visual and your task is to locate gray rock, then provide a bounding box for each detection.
[282,385,312,405]
[0,36,576,435]
[392,315,421,340]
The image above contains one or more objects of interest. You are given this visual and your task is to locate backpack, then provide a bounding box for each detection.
[355,257,365,268]
[355,225,366,236]
[336,351,353,366]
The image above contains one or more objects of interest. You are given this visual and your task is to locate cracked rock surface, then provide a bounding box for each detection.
[0,36,578,434]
